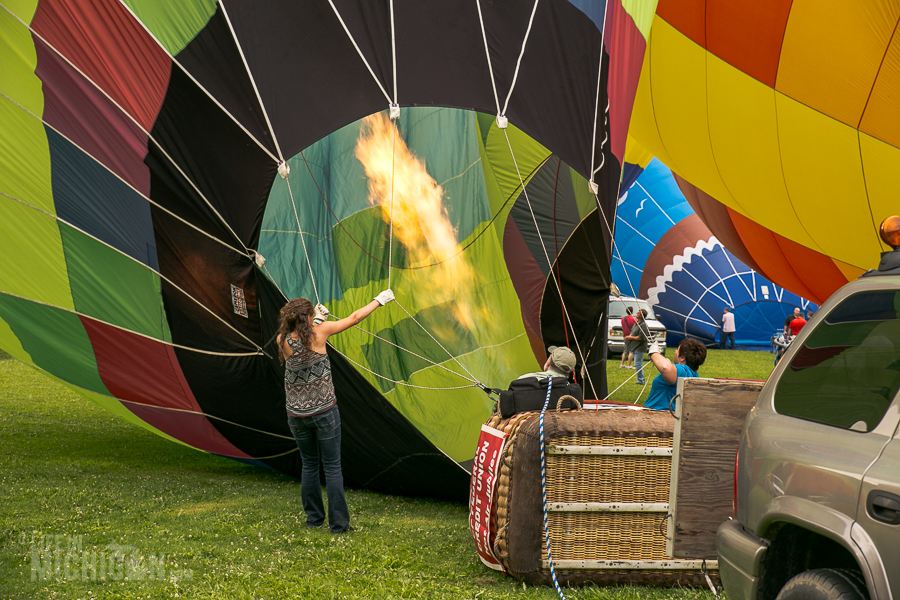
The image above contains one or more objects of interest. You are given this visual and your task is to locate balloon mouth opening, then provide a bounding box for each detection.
[880,216,900,249]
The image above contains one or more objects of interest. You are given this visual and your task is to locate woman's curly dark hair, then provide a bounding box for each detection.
[678,338,707,372]
[277,298,315,363]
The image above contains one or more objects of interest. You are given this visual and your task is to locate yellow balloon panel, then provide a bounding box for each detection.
[776,93,880,269]
[860,132,900,252]
[705,52,817,251]
[645,17,734,206]
[627,46,676,170]
[776,0,900,128]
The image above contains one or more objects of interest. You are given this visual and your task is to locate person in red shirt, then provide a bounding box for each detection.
[619,306,636,368]
[789,315,807,337]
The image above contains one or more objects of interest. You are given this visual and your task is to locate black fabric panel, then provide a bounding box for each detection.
[227,0,607,180]
[539,208,613,401]
[170,348,297,464]
[226,0,391,158]
[509,156,582,277]
[175,7,277,158]
[151,208,258,352]
[146,65,275,249]
[48,127,158,270]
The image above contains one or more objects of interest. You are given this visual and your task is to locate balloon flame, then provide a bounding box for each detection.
[355,112,478,331]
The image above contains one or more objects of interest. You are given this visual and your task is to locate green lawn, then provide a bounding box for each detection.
[0,349,773,599]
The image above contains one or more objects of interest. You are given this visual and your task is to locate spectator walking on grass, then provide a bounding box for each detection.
[276,290,394,534]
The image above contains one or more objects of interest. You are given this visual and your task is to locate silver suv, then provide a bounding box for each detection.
[607,296,667,356]
[717,218,900,600]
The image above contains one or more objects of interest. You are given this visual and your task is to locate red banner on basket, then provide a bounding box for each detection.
[468,424,507,571]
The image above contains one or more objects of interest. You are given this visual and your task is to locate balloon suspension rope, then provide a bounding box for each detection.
[282,164,320,305]
[540,377,568,600]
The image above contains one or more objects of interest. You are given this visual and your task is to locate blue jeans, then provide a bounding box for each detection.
[634,351,645,384]
[723,331,735,349]
[287,406,350,533]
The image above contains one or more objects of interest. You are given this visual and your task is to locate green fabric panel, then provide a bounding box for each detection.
[0,293,109,394]
[0,4,43,115]
[122,0,217,56]
[260,107,492,304]
[476,112,495,148]
[480,122,551,240]
[0,313,33,363]
[569,165,598,220]
[4,0,39,22]
[0,199,74,310]
[0,89,55,214]
[59,224,171,341]
[328,221,536,462]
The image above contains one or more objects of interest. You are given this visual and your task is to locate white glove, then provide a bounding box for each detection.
[374,289,395,306]
[648,341,660,356]
[314,303,330,322]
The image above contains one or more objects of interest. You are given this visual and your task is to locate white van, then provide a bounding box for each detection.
[607,296,667,356]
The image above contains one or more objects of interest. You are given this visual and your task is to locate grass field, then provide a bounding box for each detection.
[0,348,774,599]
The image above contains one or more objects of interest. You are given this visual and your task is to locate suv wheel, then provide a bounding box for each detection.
[776,569,868,600]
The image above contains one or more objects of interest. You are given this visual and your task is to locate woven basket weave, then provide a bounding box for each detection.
[483,407,717,587]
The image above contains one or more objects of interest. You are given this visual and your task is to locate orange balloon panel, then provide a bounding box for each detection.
[631,1,896,303]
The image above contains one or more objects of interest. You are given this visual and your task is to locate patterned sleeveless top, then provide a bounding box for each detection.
[284,336,337,417]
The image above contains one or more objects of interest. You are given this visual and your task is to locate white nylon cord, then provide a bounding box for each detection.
[218,0,286,162]
[111,0,278,163]
[502,130,597,400]
[0,93,249,258]
[326,0,393,104]
[393,299,481,384]
[2,15,253,256]
[282,174,321,304]
[588,0,613,189]
[475,0,502,114]
[500,0,541,117]
[390,0,398,103]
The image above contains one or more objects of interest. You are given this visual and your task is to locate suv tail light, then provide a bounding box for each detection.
[732,446,740,517]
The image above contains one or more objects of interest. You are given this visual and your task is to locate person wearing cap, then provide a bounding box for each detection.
[517,345,577,380]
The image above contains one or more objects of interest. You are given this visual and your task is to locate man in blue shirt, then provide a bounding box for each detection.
[643,338,707,411]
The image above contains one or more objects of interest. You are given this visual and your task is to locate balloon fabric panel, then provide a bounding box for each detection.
[0,0,636,498]
[36,39,152,195]
[32,0,170,133]
[0,293,110,394]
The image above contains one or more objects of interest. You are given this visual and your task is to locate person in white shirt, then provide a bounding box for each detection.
[721,307,736,350]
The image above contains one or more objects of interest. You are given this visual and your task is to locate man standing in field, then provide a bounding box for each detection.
[721,308,736,350]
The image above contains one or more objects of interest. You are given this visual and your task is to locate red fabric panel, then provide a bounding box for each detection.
[35,41,151,194]
[503,217,545,343]
[79,316,253,458]
[32,0,170,132]
[123,403,254,458]
[605,0,647,163]
[638,214,712,297]
[656,0,706,47]
[674,173,767,275]
[706,0,793,88]
[80,316,200,412]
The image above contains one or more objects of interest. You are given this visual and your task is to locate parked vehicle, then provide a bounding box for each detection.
[717,217,900,600]
[607,296,666,356]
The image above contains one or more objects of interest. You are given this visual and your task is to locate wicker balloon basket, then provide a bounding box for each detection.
[468,402,719,588]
